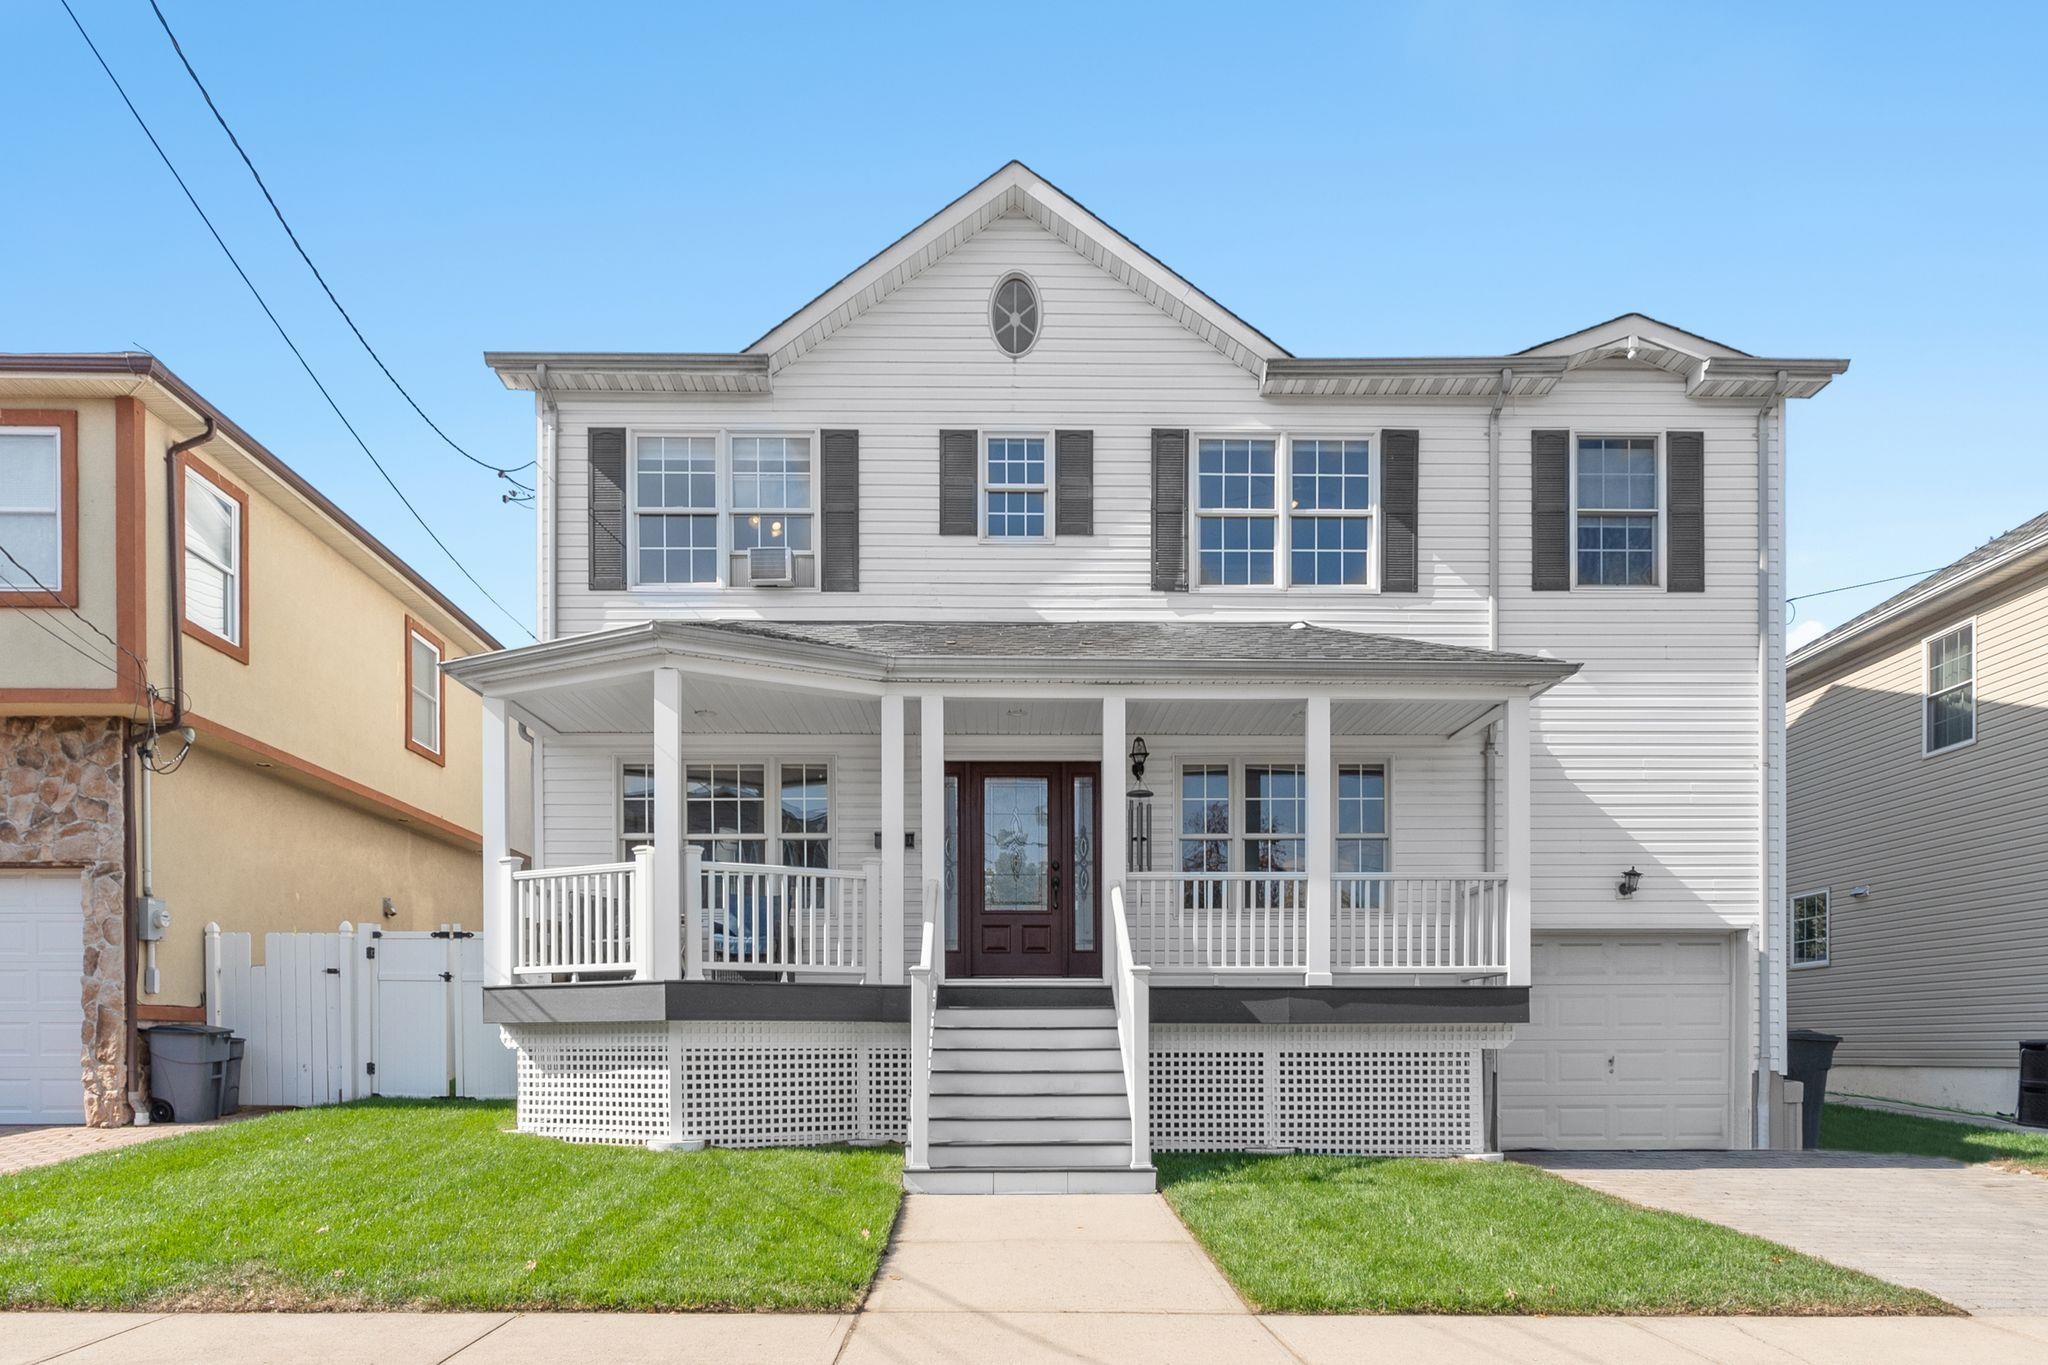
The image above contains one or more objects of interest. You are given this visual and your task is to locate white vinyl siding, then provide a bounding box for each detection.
[183,467,241,642]
[1923,621,1975,755]
[408,631,442,754]
[0,428,61,591]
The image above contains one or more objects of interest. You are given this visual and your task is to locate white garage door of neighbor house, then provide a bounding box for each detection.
[0,871,86,1125]
[1499,934,1738,1150]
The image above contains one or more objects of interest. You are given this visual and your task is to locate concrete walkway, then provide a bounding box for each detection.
[1521,1150,2048,1315]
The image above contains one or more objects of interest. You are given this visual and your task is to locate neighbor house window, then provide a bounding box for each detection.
[1243,764,1306,872]
[1179,765,1231,872]
[983,435,1049,538]
[1924,622,1975,754]
[778,763,830,868]
[182,461,247,656]
[1289,438,1373,586]
[1195,437,1277,585]
[1575,436,1658,586]
[0,424,67,600]
[404,619,444,763]
[731,435,813,575]
[635,434,718,585]
[688,763,766,864]
[620,763,653,860]
[1790,889,1829,967]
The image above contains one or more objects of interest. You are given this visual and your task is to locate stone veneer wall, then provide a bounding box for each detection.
[0,717,130,1126]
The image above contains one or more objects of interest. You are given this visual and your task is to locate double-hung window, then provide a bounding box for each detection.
[1178,765,1231,873]
[1790,889,1829,967]
[1243,764,1306,872]
[1195,438,1278,585]
[778,763,831,868]
[688,763,766,864]
[1924,622,1975,754]
[1336,764,1388,909]
[405,620,444,762]
[183,464,244,649]
[1574,436,1659,586]
[635,434,718,585]
[983,435,1049,538]
[620,760,831,866]
[731,435,813,577]
[0,426,63,596]
[1289,438,1373,586]
[620,763,654,860]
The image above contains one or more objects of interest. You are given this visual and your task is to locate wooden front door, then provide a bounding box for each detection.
[948,762,1101,979]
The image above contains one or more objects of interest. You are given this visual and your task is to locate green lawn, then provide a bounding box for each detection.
[0,1100,902,1311]
[1822,1101,2048,1175]
[1158,1153,1948,1315]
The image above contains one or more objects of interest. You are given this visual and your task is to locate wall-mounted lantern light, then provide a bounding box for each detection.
[1129,736,1149,784]
[1617,866,1643,898]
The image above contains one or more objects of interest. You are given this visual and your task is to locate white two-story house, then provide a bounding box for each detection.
[449,162,1845,1191]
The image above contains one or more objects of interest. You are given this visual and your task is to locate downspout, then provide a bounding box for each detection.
[1488,368,1511,651]
[121,733,143,1123]
[1754,378,1789,1146]
[162,417,216,728]
[535,364,556,642]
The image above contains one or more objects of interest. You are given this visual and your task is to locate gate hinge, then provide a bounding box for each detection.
[364,945,376,960]
[439,971,454,983]
[428,929,475,940]
[366,1061,377,1076]
[323,967,340,976]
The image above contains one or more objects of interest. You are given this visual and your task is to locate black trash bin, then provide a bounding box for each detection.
[221,1035,247,1116]
[146,1024,234,1123]
[2019,1041,2048,1129]
[1786,1028,1842,1150]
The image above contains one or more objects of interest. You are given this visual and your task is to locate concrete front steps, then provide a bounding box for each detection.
[903,985,1156,1195]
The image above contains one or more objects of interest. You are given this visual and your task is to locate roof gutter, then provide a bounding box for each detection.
[160,415,217,728]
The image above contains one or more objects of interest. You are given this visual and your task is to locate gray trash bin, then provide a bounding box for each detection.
[222,1036,246,1116]
[1786,1028,1842,1150]
[147,1024,234,1123]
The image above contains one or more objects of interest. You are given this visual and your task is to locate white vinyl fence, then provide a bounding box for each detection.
[204,922,514,1108]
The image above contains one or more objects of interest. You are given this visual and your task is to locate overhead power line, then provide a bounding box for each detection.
[1786,568,1939,605]
[146,0,532,489]
[59,0,534,642]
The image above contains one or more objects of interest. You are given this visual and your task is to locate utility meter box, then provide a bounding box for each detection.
[136,896,170,942]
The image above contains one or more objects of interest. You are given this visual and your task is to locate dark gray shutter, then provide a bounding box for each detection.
[1380,429,1419,592]
[1666,430,1705,593]
[1056,430,1094,535]
[1151,428,1189,592]
[588,427,627,591]
[820,428,860,592]
[1531,429,1571,592]
[939,429,978,535]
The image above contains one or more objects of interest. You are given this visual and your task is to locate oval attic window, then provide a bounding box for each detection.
[990,274,1040,357]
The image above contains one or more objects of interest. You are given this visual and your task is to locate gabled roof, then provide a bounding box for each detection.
[1790,510,2048,678]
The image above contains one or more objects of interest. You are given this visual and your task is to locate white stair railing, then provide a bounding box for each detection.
[1107,883,1151,1170]
[907,881,939,1167]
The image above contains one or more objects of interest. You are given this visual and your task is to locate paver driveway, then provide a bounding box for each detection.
[1520,1150,2048,1315]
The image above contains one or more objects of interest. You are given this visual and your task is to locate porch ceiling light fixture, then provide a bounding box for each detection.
[1617,866,1643,898]
[1129,736,1149,784]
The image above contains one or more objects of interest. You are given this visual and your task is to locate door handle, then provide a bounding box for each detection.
[1050,859,1062,902]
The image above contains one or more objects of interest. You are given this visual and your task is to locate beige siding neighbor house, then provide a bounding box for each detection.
[1788,512,2048,1117]
[0,354,521,1126]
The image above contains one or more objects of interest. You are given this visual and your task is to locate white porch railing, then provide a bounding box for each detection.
[907,881,940,1169]
[1125,871,1509,977]
[696,860,877,975]
[1106,884,1151,1171]
[1126,872,1309,971]
[511,855,646,979]
[1335,875,1509,974]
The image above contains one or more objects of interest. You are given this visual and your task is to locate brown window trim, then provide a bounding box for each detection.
[404,614,447,765]
[0,409,80,608]
[178,451,251,665]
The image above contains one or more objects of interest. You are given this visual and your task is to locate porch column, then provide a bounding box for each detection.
[651,666,686,981]
[919,694,945,979]
[880,693,906,983]
[1304,694,1334,986]
[1502,692,1532,987]
[481,693,515,987]
[1100,694,1126,964]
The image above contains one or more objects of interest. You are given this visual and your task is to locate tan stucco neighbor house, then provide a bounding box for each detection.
[1788,511,2048,1118]
[0,353,515,1127]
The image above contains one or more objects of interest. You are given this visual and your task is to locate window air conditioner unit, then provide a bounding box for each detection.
[747,545,796,586]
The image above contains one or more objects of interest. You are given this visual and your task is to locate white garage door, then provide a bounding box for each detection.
[0,871,86,1124]
[1499,934,1738,1149]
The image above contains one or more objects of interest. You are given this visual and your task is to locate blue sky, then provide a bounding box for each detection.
[6,1,2044,646]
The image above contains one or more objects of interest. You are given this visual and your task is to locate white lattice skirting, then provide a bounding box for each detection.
[503,1021,910,1147]
[1149,1023,1515,1155]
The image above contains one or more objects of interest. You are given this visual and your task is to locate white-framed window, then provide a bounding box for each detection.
[1288,438,1374,587]
[1243,763,1306,872]
[633,433,719,585]
[1573,435,1660,587]
[1336,764,1388,875]
[730,434,814,569]
[619,759,832,866]
[406,624,443,759]
[1923,621,1975,755]
[1790,888,1829,967]
[1178,764,1231,873]
[0,426,62,593]
[983,434,1050,539]
[183,465,243,644]
[1195,437,1279,585]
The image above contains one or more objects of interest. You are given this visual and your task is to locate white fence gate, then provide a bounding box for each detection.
[205,922,515,1107]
